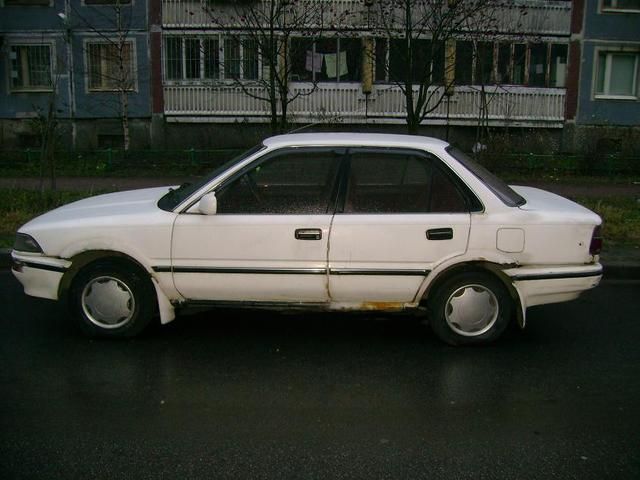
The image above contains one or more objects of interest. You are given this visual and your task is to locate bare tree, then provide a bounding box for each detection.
[204,0,347,133]
[73,0,138,150]
[31,79,61,192]
[372,0,500,134]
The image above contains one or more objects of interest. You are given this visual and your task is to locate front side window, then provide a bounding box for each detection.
[9,45,52,91]
[595,51,639,98]
[345,150,468,214]
[216,149,341,215]
[87,42,135,91]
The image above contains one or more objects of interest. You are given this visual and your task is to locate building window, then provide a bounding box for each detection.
[550,44,568,87]
[373,38,443,84]
[222,37,259,80]
[87,42,135,91]
[453,41,567,88]
[9,44,52,91]
[84,0,131,4]
[163,36,257,82]
[290,37,361,83]
[601,0,640,12]
[529,43,547,87]
[595,51,639,98]
[3,0,50,5]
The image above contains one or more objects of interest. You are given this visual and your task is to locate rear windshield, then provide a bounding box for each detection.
[446,146,526,207]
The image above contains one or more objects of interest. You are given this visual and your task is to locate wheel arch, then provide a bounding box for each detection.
[59,249,177,325]
[58,250,151,301]
[420,260,525,328]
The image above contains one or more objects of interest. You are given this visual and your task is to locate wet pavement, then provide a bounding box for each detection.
[1,272,639,479]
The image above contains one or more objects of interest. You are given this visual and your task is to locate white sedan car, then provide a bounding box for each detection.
[11,133,603,345]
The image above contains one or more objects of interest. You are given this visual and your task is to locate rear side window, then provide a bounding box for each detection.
[344,149,469,214]
[446,146,526,207]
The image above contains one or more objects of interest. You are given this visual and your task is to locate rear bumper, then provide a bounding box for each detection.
[505,264,603,308]
[11,252,70,300]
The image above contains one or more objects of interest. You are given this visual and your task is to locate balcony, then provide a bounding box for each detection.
[162,0,571,36]
[163,83,566,127]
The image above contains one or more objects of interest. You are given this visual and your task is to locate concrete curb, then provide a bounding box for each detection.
[2,248,639,280]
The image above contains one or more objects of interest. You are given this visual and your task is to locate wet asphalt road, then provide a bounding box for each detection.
[1,272,639,480]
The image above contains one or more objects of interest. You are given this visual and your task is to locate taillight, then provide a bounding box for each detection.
[589,225,603,255]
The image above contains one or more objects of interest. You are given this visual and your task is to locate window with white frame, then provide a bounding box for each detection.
[87,41,135,91]
[4,0,51,5]
[595,51,639,98]
[9,44,52,91]
[601,0,640,12]
[290,37,362,83]
[84,0,131,4]
[164,36,258,82]
[452,41,567,87]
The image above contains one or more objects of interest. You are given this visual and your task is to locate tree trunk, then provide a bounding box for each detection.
[121,91,130,151]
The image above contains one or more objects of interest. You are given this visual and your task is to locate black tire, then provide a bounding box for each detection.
[69,260,156,338]
[428,271,512,346]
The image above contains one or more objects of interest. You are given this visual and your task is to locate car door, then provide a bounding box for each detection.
[171,147,343,302]
[328,148,473,305]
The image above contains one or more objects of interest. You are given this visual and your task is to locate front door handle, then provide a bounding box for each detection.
[295,228,322,240]
[426,228,453,241]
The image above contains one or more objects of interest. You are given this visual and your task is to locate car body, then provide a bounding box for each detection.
[11,133,603,344]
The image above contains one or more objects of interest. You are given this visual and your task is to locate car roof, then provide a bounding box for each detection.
[262,133,450,150]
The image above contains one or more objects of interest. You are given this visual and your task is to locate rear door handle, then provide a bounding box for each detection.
[426,228,453,240]
[295,228,322,240]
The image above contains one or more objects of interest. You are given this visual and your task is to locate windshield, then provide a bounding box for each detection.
[158,144,265,211]
[446,146,526,207]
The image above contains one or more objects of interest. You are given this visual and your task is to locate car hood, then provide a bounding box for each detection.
[511,186,601,223]
[20,187,174,230]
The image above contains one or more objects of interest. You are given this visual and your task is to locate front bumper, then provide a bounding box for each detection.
[11,252,71,300]
[505,263,603,308]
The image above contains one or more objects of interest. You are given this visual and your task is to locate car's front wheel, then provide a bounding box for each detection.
[70,261,156,338]
[428,271,512,346]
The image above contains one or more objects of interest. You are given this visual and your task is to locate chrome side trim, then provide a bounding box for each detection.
[154,266,430,277]
[511,269,603,281]
[329,268,430,276]
[153,266,327,275]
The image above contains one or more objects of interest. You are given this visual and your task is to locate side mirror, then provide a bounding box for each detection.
[198,191,218,215]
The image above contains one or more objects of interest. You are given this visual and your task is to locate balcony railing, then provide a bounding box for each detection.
[164,83,566,126]
[162,0,571,36]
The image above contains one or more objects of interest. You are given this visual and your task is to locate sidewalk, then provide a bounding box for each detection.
[1,176,639,279]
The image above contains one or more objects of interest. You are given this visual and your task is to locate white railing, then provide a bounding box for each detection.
[162,0,364,29]
[162,0,571,36]
[164,83,566,125]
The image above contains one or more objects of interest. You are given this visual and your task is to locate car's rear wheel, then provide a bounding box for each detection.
[70,261,155,338]
[428,271,512,346]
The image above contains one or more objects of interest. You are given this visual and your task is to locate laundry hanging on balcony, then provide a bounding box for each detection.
[305,51,323,73]
[325,51,348,79]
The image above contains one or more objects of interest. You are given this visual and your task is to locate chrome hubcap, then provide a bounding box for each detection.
[81,276,135,329]
[445,284,499,337]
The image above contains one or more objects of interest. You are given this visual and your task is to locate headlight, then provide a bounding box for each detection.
[13,233,43,253]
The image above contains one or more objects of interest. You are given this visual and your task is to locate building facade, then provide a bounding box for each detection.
[0,0,152,149]
[565,0,640,152]
[161,0,572,132]
[0,0,637,151]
